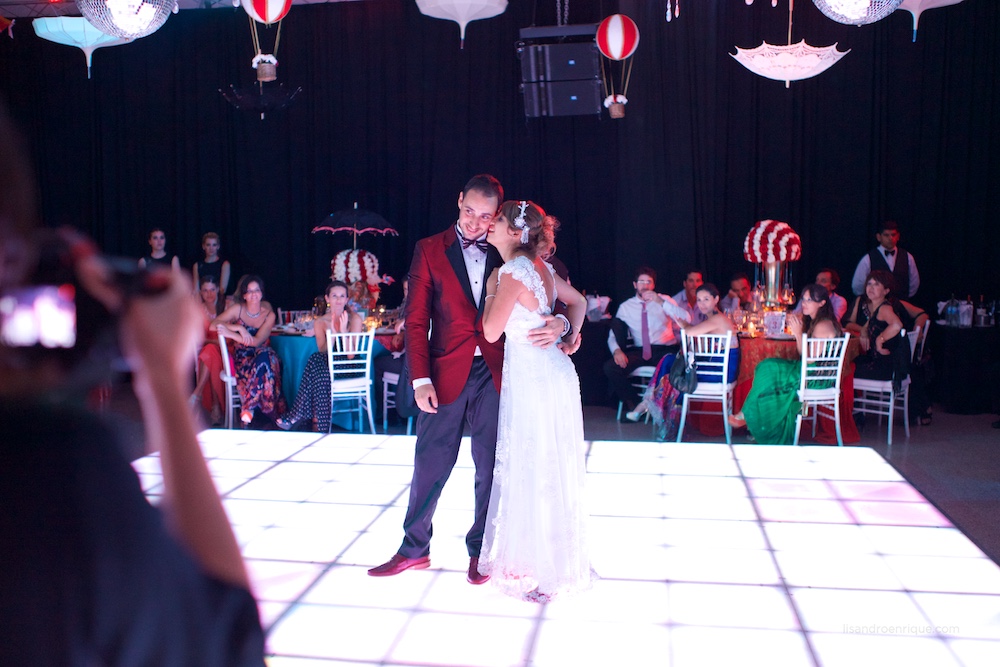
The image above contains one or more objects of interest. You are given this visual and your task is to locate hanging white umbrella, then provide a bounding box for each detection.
[415,0,507,49]
[732,40,850,87]
[32,17,133,79]
[732,1,849,88]
[897,0,964,41]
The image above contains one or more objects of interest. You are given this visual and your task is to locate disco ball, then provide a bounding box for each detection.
[75,0,176,40]
[811,0,904,25]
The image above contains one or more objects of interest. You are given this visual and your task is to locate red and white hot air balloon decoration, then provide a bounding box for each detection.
[596,14,639,119]
[241,0,292,82]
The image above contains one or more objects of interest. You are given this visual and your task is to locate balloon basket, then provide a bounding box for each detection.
[609,102,625,119]
[256,62,277,83]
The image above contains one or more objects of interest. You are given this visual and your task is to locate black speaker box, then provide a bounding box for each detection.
[522,80,603,118]
[520,43,600,83]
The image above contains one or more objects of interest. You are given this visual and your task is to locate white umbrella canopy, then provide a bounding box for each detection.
[732,40,850,88]
[897,0,964,41]
[414,0,507,48]
[32,16,133,79]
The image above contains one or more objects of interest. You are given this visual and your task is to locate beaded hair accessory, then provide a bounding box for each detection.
[512,200,530,245]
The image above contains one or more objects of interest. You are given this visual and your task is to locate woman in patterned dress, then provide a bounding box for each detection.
[276,281,363,431]
[212,275,285,425]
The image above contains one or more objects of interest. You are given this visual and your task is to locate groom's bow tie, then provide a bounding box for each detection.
[460,234,488,253]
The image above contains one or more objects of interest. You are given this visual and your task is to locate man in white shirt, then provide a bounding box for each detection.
[671,269,706,325]
[605,266,691,417]
[851,220,920,298]
[792,268,848,323]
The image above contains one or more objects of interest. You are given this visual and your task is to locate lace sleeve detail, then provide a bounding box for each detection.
[499,256,547,310]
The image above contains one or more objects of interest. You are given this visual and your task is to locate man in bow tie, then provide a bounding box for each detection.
[851,220,920,298]
[369,174,566,584]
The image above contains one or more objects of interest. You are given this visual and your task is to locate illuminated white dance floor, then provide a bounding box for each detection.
[132,431,1000,667]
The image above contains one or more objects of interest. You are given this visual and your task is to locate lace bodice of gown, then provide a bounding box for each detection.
[498,255,553,343]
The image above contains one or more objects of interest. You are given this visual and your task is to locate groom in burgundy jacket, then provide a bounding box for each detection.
[369,174,565,584]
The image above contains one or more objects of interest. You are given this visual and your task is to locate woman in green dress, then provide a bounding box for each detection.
[728,284,843,444]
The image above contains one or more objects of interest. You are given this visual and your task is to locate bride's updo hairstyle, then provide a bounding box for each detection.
[498,199,560,259]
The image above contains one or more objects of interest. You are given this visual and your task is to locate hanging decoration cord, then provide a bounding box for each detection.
[787,0,794,45]
[555,0,569,26]
[248,14,283,56]
[248,13,259,56]
[600,57,614,98]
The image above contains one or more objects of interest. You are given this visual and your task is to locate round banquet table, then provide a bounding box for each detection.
[687,334,861,444]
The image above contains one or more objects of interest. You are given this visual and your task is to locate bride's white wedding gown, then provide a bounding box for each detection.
[479,255,593,602]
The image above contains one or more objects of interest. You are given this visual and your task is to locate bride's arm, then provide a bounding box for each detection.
[553,274,586,353]
[483,272,524,343]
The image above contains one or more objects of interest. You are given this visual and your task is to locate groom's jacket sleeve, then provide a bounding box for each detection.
[405,239,434,384]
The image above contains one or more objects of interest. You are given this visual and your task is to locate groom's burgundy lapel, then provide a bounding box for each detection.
[444,228,477,308]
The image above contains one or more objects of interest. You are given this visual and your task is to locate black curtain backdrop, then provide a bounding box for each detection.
[1,0,997,312]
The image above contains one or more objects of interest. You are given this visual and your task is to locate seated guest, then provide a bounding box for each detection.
[213,275,286,426]
[672,269,707,325]
[192,232,232,301]
[720,272,752,313]
[191,275,227,426]
[604,266,691,418]
[276,281,363,431]
[138,227,180,272]
[729,284,843,443]
[844,270,906,384]
[815,269,847,322]
[850,220,920,298]
[635,284,739,437]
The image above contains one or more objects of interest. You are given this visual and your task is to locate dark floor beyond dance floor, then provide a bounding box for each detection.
[128,406,1000,667]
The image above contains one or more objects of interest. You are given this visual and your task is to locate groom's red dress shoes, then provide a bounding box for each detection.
[368,554,430,577]
[467,557,490,585]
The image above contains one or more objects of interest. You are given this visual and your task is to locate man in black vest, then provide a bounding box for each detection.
[850,220,920,298]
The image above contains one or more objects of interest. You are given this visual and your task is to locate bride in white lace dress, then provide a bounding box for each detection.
[478,200,593,603]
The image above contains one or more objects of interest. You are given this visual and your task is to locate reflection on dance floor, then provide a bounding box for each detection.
[132,431,1000,667]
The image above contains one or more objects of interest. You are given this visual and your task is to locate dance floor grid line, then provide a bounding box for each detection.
[133,431,1000,667]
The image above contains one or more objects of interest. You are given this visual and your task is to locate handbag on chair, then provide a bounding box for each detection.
[669,349,698,394]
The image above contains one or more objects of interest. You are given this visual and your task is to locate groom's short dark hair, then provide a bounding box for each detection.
[463,174,503,204]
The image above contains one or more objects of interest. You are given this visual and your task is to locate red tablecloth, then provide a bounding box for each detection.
[688,335,860,444]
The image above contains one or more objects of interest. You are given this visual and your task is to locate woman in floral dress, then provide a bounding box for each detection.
[212,274,285,425]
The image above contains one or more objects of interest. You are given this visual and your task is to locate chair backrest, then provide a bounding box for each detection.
[798,334,851,396]
[910,320,929,361]
[326,328,375,396]
[680,331,734,388]
[906,328,920,362]
[217,329,235,380]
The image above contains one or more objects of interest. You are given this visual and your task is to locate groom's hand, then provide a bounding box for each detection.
[527,315,565,349]
[415,384,439,413]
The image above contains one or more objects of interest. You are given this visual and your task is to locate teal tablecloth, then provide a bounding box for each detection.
[269,334,388,425]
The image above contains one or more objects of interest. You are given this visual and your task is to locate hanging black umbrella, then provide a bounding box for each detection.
[312,202,399,250]
[220,82,302,120]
